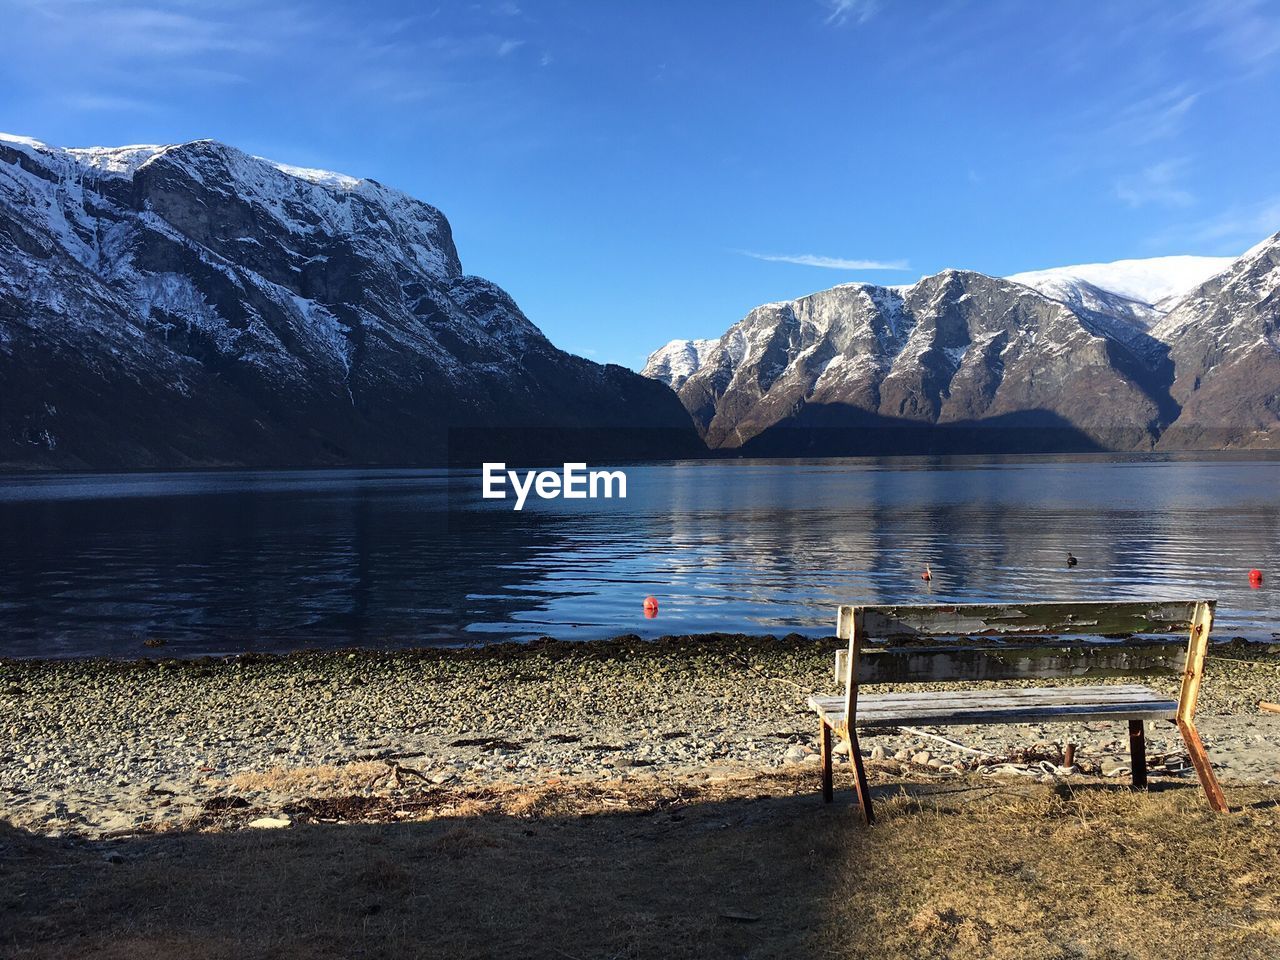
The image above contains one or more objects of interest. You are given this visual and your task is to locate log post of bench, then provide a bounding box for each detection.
[810,600,1230,822]
[1128,720,1147,789]
[840,605,873,825]
[1176,600,1228,813]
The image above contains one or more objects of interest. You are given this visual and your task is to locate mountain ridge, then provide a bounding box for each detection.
[0,133,700,469]
[644,242,1280,454]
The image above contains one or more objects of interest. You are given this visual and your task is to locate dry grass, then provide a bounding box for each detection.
[3,770,1279,959]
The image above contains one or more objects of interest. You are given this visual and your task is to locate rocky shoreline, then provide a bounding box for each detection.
[3,634,1279,837]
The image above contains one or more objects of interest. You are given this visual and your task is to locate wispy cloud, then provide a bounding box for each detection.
[823,0,880,27]
[3,0,547,136]
[1192,0,1280,73]
[1149,195,1280,254]
[32,3,290,59]
[62,93,161,113]
[740,251,908,271]
[1107,84,1200,145]
[1115,159,1195,208]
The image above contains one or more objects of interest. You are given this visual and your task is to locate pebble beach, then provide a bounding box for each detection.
[3,634,1279,837]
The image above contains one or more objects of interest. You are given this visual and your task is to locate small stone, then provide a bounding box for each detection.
[893,749,911,762]
[927,758,944,769]
[833,739,850,757]
[912,751,932,765]
[248,816,292,829]
[1100,759,1129,778]
[870,746,886,761]
[783,744,807,764]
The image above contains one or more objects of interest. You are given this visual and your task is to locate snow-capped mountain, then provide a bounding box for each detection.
[1001,256,1227,366]
[0,134,698,468]
[1007,255,1233,314]
[641,338,721,392]
[643,245,1277,455]
[1154,233,1280,449]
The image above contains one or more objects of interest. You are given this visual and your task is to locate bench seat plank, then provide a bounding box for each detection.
[808,685,1177,727]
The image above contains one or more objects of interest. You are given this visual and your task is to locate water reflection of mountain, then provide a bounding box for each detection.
[0,459,1276,658]
[0,471,578,657]
[572,460,1280,639]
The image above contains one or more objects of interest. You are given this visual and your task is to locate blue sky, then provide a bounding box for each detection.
[3,0,1280,368]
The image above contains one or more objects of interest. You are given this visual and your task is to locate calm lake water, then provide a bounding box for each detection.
[0,456,1277,659]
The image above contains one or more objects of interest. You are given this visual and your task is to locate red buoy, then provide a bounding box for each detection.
[921,564,932,583]
[643,596,659,617]
[1249,569,1263,588]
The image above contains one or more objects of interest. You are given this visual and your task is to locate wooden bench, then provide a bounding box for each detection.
[808,600,1228,824]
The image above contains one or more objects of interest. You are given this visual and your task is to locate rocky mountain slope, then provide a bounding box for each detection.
[644,246,1279,454]
[1153,235,1280,450]
[0,134,699,469]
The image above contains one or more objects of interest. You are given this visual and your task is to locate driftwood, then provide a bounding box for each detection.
[368,759,431,790]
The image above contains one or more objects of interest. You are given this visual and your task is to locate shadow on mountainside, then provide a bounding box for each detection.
[735,407,1114,458]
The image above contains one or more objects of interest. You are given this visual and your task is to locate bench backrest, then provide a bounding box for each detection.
[835,600,1216,725]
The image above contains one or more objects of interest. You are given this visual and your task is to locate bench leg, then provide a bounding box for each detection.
[1177,719,1229,813]
[1128,719,1147,789]
[820,721,834,803]
[846,728,874,825]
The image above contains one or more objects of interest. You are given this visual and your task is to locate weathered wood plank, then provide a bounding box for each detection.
[811,598,1227,814]
[811,684,1163,704]
[833,641,1188,684]
[811,697,1171,715]
[811,684,1167,710]
[810,697,1175,717]
[809,686,1178,726]
[816,702,1177,727]
[837,600,1210,641]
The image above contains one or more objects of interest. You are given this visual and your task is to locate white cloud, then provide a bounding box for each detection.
[1115,160,1195,208]
[3,0,545,129]
[824,0,880,27]
[1108,85,1200,145]
[1192,0,1280,72]
[62,93,160,113]
[1150,195,1280,254]
[740,251,908,270]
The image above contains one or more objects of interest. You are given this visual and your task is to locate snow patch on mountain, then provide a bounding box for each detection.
[641,337,721,389]
[271,162,362,191]
[1007,255,1234,310]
